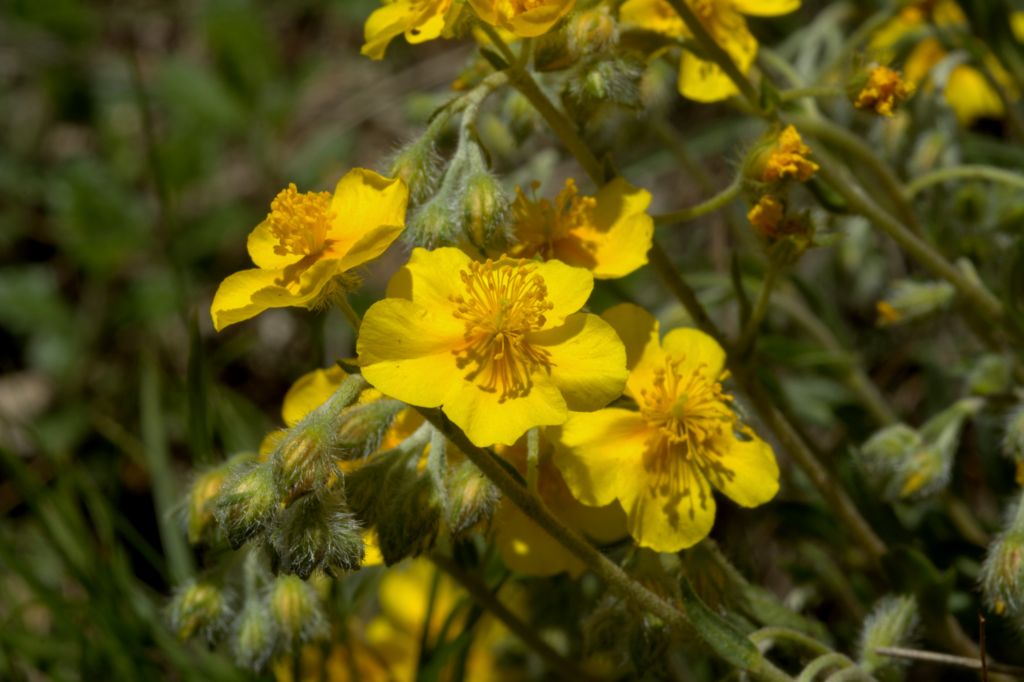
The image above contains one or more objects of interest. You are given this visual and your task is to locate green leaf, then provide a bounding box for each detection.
[680,577,760,671]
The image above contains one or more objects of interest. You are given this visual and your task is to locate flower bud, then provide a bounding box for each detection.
[851,65,914,117]
[187,456,249,544]
[406,192,460,249]
[268,575,328,648]
[334,398,407,457]
[745,126,819,185]
[564,57,645,120]
[445,458,500,535]
[273,492,365,579]
[859,399,981,501]
[215,462,280,549]
[966,354,1013,396]
[857,595,919,673]
[981,492,1024,617]
[459,170,511,253]
[168,580,229,641]
[388,135,443,207]
[231,602,276,670]
[875,279,955,327]
[377,474,443,565]
[567,6,618,58]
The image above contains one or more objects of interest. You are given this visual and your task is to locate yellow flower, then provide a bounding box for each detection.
[358,247,627,447]
[507,178,654,279]
[757,125,818,183]
[361,0,461,60]
[870,0,1017,125]
[854,65,914,117]
[469,0,576,38]
[620,0,800,102]
[552,303,779,552]
[493,433,626,576]
[211,169,408,332]
[746,195,785,237]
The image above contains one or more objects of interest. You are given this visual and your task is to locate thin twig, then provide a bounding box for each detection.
[873,646,1024,676]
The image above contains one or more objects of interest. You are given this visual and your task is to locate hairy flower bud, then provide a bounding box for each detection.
[859,399,981,501]
[377,474,443,565]
[445,458,500,535]
[273,492,365,579]
[268,575,328,648]
[231,602,275,671]
[981,493,1024,617]
[857,595,919,673]
[168,580,229,642]
[851,65,914,117]
[406,193,460,248]
[460,170,511,253]
[567,6,618,58]
[187,455,249,544]
[966,354,1013,396]
[745,126,819,185]
[215,462,280,549]
[388,135,443,207]
[1003,404,1024,484]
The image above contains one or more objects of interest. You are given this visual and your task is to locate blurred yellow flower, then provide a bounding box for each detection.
[211,169,408,332]
[746,194,785,237]
[507,178,654,280]
[358,247,627,447]
[620,0,800,102]
[493,433,626,576]
[854,65,914,117]
[758,125,818,183]
[361,0,461,60]
[870,0,1017,125]
[552,303,779,552]
[469,0,576,37]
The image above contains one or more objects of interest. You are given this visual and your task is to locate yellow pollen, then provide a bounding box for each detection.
[761,126,819,183]
[267,183,334,258]
[638,358,738,519]
[854,66,914,117]
[511,180,597,261]
[450,260,555,401]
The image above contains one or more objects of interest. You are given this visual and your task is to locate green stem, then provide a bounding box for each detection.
[664,0,761,109]
[811,155,1006,326]
[778,86,844,103]
[654,175,744,226]
[430,554,602,682]
[336,296,362,333]
[751,627,833,658]
[794,653,856,682]
[735,260,783,357]
[905,164,1024,198]
[526,427,540,496]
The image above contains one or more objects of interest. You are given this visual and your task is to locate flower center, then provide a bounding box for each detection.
[267,183,333,258]
[638,358,738,519]
[511,180,597,260]
[450,260,554,401]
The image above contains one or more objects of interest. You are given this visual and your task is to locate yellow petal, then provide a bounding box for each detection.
[508,0,576,37]
[327,168,408,260]
[552,408,651,507]
[406,5,448,45]
[385,246,471,310]
[362,529,384,568]
[622,464,717,552]
[662,327,727,380]
[530,313,627,412]
[707,430,779,507]
[730,0,800,17]
[535,258,594,326]
[601,303,664,401]
[571,178,654,279]
[620,0,686,37]
[361,1,426,60]
[441,373,568,447]
[358,298,462,408]
[247,220,303,269]
[945,65,1005,124]
[282,365,348,427]
[210,258,340,331]
[678,10,756,103]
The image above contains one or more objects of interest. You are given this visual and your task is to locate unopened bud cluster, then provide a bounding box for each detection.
[982,491,1024,623]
